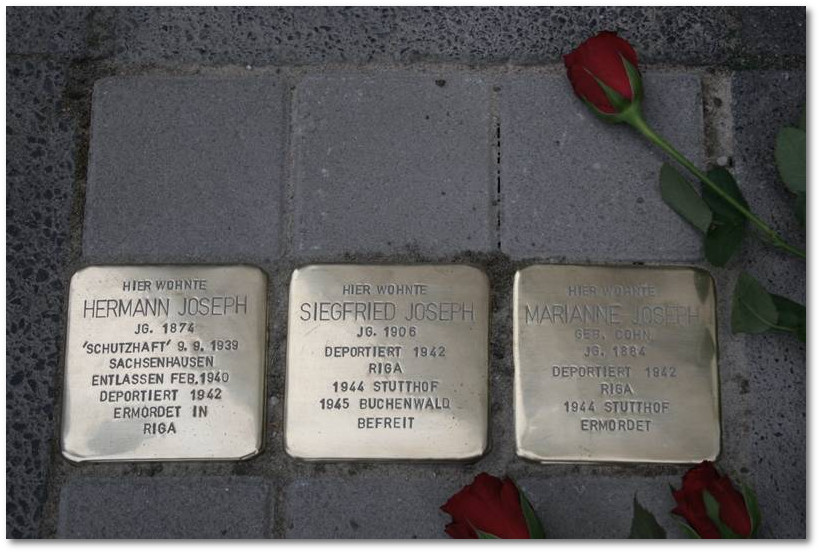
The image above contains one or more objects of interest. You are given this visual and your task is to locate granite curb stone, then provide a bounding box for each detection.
[103,6,739,66]
[499,72,705,261]
[731,70,806,539]
[6,58,77,539]
[741,7,806,58]
[6,7,92,57]
[292,71,494,255]
[83,76,287,262]
[57,477,273,538]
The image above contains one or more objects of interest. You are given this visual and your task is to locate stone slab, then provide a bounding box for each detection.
[731,71,806,539]
[500,72,704,261]
[83,76,286,261]
[284,476,453,538]
[518,476,688,539]
[6,7,92,57]
[292,71,494,254]
[104,6,737,65]
[741,7,806,57]
[57,477,273,538]
[6,59,77,539]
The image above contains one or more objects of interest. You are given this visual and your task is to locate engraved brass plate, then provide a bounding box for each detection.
[514,265,720,463]
[62,265,268,462]
[285,265,489,460]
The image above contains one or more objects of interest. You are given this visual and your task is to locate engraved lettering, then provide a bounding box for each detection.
[83,298,170,319]
[177,295,248,316]
[525,303,621,325]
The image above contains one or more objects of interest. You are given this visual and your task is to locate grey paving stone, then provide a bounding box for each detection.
[292,71,494,255]
[6,7,92,57]
[741,7,806,57]
[83,76,286,261]
[57,477,273,538]
[500,73,704,261]
[104,6,736,66]
[518,475,687,539]
[285,476,452,538]
[733,71,806,254]
[6,59,77,539]
[731,71,806,539]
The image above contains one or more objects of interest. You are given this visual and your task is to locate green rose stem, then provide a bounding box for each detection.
[623,107,806,259]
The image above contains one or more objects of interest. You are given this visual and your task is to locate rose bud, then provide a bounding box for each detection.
[441,473,544,539]
[671,461,761,538]
[563,31,643,123]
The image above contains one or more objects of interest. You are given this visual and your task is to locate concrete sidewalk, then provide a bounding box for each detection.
[7,6,806,539]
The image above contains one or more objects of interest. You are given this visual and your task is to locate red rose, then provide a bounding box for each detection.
[671,461,756,538]
[563,31,642,118]
[441,473,538,539]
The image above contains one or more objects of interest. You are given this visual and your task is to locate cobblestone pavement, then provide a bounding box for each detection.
[6,6,806,539]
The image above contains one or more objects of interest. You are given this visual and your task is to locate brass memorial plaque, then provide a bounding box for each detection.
[62,265,267,462]
[514,265,720,463]
[285,265,489,460]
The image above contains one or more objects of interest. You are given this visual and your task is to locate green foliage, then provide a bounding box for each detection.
[660,163,712,233]
[678,523,701,539]
[628,495,666,539]
[776,106,807,229]
[732,273,806,341]
[795,192,806,226]
[770,294,806,342]
[775,126,806,194]
[731,273,779,334]
[702,490,743,538]
[702,168,749,266]
[741,484,762,537]
[519,489,546,539]
[475,529,500,539]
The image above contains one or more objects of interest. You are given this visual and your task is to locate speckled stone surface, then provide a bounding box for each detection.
[499,73,704,261]
[6,58,77,539]
[83,76,287,262]
[291,71,494,255]
[741,7,807,57]
[102,6,739,66]
[57,477,273,538]
[730,71,806,539]
[5,7,93,57]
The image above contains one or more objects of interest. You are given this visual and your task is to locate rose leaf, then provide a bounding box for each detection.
[700,168,748,266]
[795,192,806,227]
[741,484,762,537]
[475,529,500,539]
[702,490,743,539]
[775,126,806,194]
[519,489,546,539]
[731,273,778,334]
[771,294,806,342]
[660,163,713,233]
[628,495,666,539]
